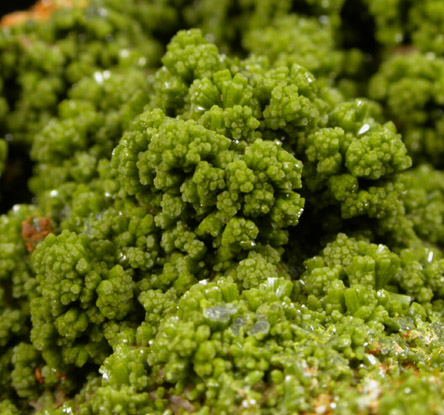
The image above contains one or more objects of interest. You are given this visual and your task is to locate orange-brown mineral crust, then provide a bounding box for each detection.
[21,216,53,252]
[0,0,88,27]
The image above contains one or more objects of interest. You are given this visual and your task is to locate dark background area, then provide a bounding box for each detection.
[0,1,36,17]
[0,1,37,213]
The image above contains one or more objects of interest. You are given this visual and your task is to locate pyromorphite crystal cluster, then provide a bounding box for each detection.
[2,0,444,414]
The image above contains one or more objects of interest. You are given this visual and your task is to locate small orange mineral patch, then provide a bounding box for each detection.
[56,372,68,381]
[365,342,382,355]
[34,367,44,384]
[21,216,53,252]
[1,0,88,27]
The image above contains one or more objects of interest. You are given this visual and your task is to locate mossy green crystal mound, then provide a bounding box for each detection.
[2,0,444,414]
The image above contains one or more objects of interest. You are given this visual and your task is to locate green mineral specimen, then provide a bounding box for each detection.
[1,1,444,414]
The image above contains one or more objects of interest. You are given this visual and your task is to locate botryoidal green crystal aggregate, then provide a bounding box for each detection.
[2,0,444,414]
